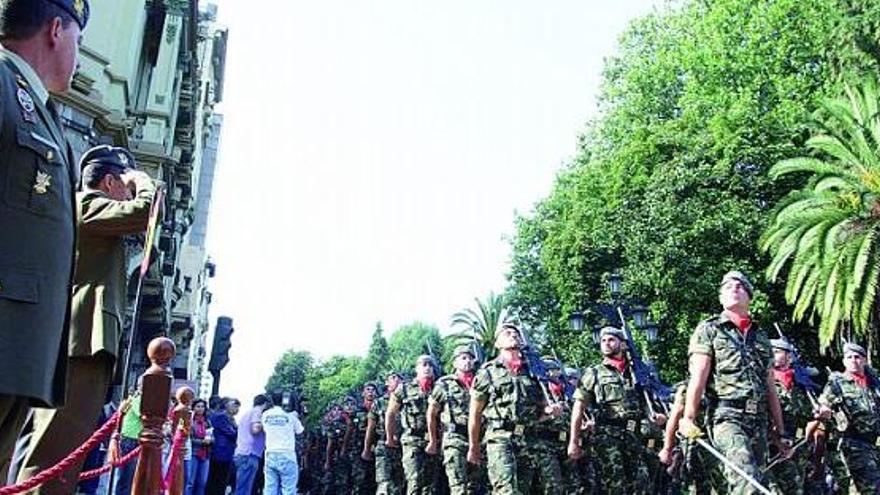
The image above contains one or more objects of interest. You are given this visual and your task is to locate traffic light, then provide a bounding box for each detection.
[208,316,234,373]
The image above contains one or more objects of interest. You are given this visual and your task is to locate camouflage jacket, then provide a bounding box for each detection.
[347,405,371,454]
[773,374,814,439]
[688,313,772,409]
[574,360,645,433]
[472,358,545,438]
[370,395,401,441]
[391,380,433,442]
[323,416,348,461]
[819,371,880,440]
[429,374,471,431]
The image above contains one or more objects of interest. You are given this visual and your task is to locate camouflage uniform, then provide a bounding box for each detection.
[472,358,544,495]
[371,396,405,495]
[392,380,440,495]
[688,313,773,495]
[429,374,484,495]
[671,382,727,495]
[767,370,814,495]
[322,415,350,495]
[528,388,566,495]
[819,371,880,494]
[574,360,650,493]
[349,403,376,495]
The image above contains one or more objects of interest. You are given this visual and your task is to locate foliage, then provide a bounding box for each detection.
[301,355,363,428]
[445,292,511,364]
[360,322,390,383]
[762,78,880,351]
[265,350,313,395]
[386,322,444,376]
[506,0,880,378]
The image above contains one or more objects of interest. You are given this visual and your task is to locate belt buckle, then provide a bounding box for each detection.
[875,437,880,448]
[514,424,525,436]
[745,399,757,414]
[558,431,567,442]
[647,439,656,449]
[626,420,637,432]
[796,427,804,439]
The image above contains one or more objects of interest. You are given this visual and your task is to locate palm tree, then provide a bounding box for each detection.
[446,292,511,360]
[761,78,880,351]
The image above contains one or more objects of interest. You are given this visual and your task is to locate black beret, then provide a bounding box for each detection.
[45,0,90,30]
[79,145,136,173]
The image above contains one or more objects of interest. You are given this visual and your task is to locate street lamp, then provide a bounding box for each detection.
[644,320,659,342]
[569,311,586,333]
[592,325,602,345]
[632,304,648,328]
[608,272,623,299]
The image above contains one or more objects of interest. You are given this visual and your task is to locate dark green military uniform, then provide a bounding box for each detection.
[688,312,773,494]
[430,373,482,495]
[372,396,404,495]
[819,368,880,494]
[349,403,376,495]
[392,379,439,495]
[472,357,545,495]
[574,358,651,493]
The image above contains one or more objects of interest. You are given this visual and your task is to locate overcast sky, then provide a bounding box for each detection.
[204,0,661,401]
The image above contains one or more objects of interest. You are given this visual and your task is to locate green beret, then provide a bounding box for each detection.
[770,339,794,353]
[720,270,754,297]
[599,326,625,341]
[415,354,435,366]
[843,342,867,357]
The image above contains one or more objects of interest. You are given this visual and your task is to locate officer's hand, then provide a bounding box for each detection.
[567,441,583,460]
[385,437,398,449]
[467,445,482,465]
[653,413,667,427]
[425,440,439,456]
[544,403,563,418]
[658,447,673,465]
[360,449,373,461]
[678,417,702,439]
[815,405,833,420]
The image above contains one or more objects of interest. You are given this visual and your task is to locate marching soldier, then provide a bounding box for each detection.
[567,326,664,493]
[816,342,880,494]
[367,372,405,495]
[0,0,90,479]
[386,356,440,495]
[322,403,348,495]
[766,338,816,495]
[679,270,789,494]
[427,345,482,495]
[468,323,563,494]
[528,357,566,495]
[350,385,378,495]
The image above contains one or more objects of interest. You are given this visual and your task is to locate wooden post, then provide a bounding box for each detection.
[168,386,194,495]
[131,337,175,495]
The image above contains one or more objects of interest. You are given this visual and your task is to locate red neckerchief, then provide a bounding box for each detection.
[548,380,564,397]
[604,356,627,374]
[457,372,475,390]
[723,310,751,333]
[851,372,869,388]
[774,367,795,390]
[418,377,434,393]
[503,355,524,375]
[363,399,373,411]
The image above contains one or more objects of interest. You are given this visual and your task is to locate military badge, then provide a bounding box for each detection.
[73,0,85,19]
[17,88,36,123]
[33,171,51,194]
[118,152,129,166]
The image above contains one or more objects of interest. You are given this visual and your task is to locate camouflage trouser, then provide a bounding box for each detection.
[321,456,351,495]
[710,412,768,495]
[401,439,440,495]
[591,428,650,493]
[376,442,405,495]
[563,454,597,495]
[441,434,483,495]
[350,451,376,495]
[837,437,880,495]
[768,441,808,495]
[686,440,728,495]
[485,433,534,495]
[527,438,563,495]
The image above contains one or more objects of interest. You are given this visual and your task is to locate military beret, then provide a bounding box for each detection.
[452,345,474,359]
[542,357,561,370]
[46,0,90,30]
[843,342,867,357]
[415,354,436,366]
[770,339,794,353]
[720,270,754,297]
[79,145,136,172]
[494,322,521,339]
[599,326,625,341]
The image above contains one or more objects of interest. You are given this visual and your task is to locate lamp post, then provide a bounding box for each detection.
[568,271,662,344]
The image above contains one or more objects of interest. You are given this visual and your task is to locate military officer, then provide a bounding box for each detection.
[386,355,440,495]
[679,271,789,494]
[468,323,563,494]
[567,326,663,493]
[350,383,377,495]
[0,0,90,480]
[816,342,880,494]
[16,145,154,493]
[427,345,481,495]
[366,372,405,495]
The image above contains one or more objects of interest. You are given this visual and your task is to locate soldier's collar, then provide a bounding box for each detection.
[0,47,49,105]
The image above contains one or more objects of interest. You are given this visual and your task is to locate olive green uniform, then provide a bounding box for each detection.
[322,416,349,494]
[392,381,439,495]
[372,396,405,495]
[671,382,727,495]
[429,375,483,495]
[349,404,376,495]
[767,374,814,495]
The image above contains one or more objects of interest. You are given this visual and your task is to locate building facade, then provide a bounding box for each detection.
[56,0,228,394]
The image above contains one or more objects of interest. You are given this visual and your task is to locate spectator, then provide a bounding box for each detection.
[114,391,142,495]
[206,397,239,494]
[233,395,269,495]
[262,392,304,495]
[188,398,213,495]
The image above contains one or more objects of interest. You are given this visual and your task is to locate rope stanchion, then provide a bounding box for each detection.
[160,427,186,492]
[78,446,142,481]
[0,409,123,495]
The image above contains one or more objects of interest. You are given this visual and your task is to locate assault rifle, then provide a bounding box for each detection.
[617,307,673,417]
[551,348,576,399]
[773,323,820,407]
[518,326,557,405]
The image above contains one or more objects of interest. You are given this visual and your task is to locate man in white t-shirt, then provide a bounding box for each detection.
[262,392,305,495]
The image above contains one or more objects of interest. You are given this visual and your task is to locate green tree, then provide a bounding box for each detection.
[387,322,443,373]
[762,78,880,351]
[265,350,313,394]
[446,292,511,362]
[361,322,390,382]
[302,355,363,427]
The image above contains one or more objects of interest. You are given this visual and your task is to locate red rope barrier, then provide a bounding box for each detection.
[161,428,187,492]
[77,446,141,481]
[0,410,122,495]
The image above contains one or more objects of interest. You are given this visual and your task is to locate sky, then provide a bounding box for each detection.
[204,0,661,401]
